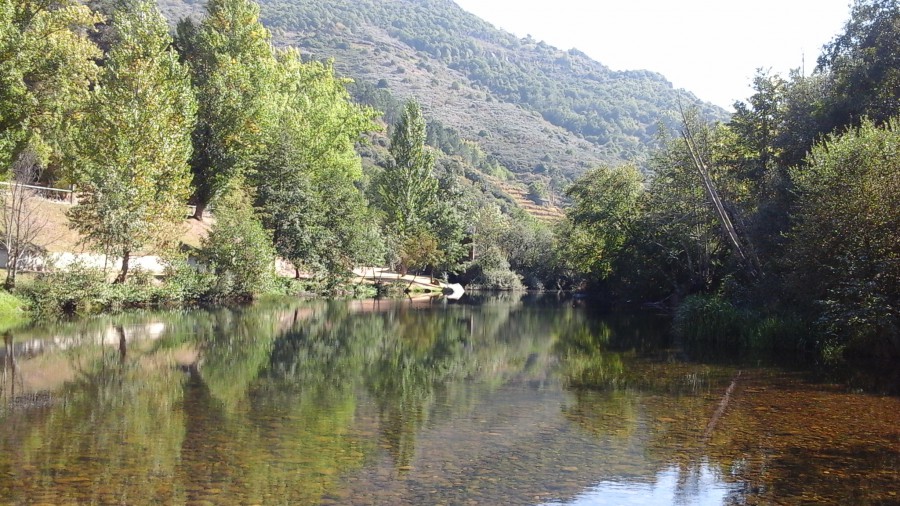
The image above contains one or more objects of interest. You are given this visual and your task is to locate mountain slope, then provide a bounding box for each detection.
[157,0,728,188]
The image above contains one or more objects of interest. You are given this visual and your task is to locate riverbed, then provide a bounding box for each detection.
[1,295,897,505]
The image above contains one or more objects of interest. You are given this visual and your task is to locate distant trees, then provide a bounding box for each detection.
[68,0,195,283]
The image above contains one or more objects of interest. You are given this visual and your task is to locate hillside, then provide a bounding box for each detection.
[157,0,728,192]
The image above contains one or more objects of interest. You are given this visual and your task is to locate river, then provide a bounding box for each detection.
[1,295,897,505]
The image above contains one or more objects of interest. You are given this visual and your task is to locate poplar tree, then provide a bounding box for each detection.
[256,50,377,280]
[180,0,276,220]
[69,0,196,283]
[376,101,438,238]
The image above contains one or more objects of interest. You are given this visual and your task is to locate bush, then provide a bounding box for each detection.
[674,294,747,350]
[162,258,217,303]
[200,186,275,298]
[745,313,811,354]
[21,264,108,317]
[465,245,523,291]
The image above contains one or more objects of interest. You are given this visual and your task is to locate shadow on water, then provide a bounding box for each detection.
[0,295,897,505]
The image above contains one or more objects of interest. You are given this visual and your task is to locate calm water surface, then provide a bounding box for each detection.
[1,295,897,505]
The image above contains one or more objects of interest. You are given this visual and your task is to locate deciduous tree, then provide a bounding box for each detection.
[179,0,276,220]
[255,50,377,281]
[0,0,100,173]
[69,0,195,283]
[376,101,438,239]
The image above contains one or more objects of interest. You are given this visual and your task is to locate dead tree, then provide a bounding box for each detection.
[2,151,50,289]
[679,107,761,278]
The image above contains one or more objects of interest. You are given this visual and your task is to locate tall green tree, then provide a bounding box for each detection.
[69,0,196,283]
[0,0,100,173]
[255,50,377,281]
[376,101,438,239]
[179,0,276,219]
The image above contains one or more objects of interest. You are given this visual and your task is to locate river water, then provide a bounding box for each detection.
[0,295,897,505]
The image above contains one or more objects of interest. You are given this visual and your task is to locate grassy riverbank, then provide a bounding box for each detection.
[0,290,29,331]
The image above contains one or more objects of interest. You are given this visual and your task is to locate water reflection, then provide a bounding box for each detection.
[0,295,897,505]
[542,463,733,506]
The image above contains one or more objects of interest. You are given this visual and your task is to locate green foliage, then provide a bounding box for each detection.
[0,0,101,173]
[562,164,643,285]
[179,0,277,217]
[200,185,274,297]
[818,0,900,129]
[788,118,900,360]
[162,258,217,302]
[466,244,523,291]
[68,0,195,283]
[376,101,438,238]
[465,205,523,290]
[0,289,27,331]
[673,294,748,351]
[20,264,135,317]
[255,50,379,281]
[398,229,440,277]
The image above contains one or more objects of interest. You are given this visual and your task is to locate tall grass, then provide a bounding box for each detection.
[674,294,811,355]
[0,290,29,331]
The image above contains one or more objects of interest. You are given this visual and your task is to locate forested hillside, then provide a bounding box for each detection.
[156,0,727,186]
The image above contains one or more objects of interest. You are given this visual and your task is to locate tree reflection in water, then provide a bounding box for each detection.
[0,295,897,505]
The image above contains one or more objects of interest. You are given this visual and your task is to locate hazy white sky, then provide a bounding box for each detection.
[453,0,851,110]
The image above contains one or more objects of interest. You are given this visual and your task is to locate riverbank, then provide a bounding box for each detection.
[0,291,28,332]
[0,261,458,325]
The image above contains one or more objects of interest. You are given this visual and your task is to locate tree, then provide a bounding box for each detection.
[200,183,274,296]
[376,101,438,239]
[179,0,277,220]
[255,50,377,281]
[68,0,196,283]
[818,0,900,129]
[561,164,643,285]
[787,118,900,360]
[0,0,101,174]
[1,150,49,289]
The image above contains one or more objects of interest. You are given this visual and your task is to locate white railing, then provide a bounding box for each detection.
[0,181,75,203]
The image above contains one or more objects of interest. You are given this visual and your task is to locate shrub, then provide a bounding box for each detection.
[465,245,523,291]
[162,258,216,303]
[21,263,109,317]
[674,294,747,350]
[200,186,275,298]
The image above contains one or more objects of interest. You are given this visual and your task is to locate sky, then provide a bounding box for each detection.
[452,0,851,110]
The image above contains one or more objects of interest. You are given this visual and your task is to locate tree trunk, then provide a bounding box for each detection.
[115,249,131,284]
[4,252,16,290]
[192,201,206,221]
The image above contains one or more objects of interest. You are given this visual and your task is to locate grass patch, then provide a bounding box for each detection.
[0,290,29,331]
[674,294,812,357]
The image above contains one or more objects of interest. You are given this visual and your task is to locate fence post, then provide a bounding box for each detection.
[69,184,75,204]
